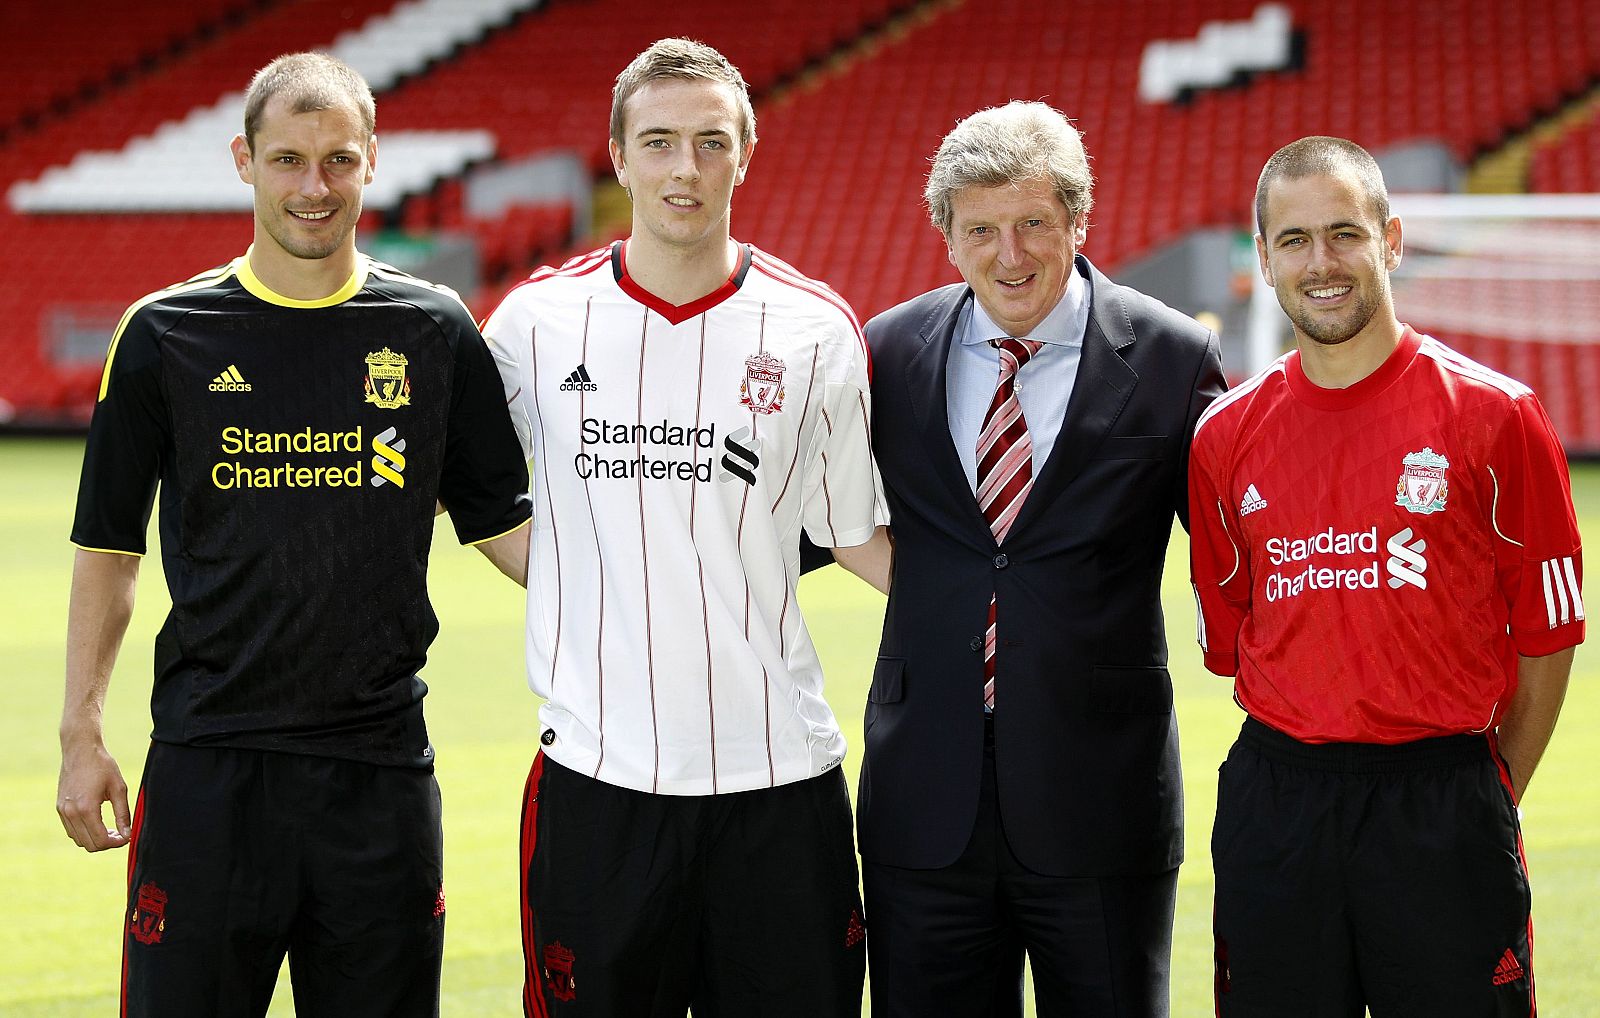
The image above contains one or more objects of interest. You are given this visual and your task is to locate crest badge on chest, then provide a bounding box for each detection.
[739,352,786,415]
[364,347,411,410]
[1395,447,1449,515]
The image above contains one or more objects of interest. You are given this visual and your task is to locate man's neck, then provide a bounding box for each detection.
[624,231,738,307]
[246,236,358,302]
[1296,315,1405,389]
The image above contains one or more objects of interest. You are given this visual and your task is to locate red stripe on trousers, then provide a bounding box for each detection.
[520,753,549,1018]
[1486,732,1537,1018]
[121,783,148,1018]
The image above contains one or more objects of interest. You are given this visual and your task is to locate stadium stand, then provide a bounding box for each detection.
[0,0,408,196]
[0,0,912,422]
[728,0,1600,447]
[4,0,1600,442]
[0,0,263,138]
[8,0,532,212]
[736,0,1600,314]
[376,0,909,170]
[1530,103,1600,194]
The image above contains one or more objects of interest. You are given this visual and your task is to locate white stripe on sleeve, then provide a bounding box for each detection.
[1563,556,1585,622]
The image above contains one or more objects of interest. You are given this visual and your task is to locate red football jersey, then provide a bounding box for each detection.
[1189,327,1584,743]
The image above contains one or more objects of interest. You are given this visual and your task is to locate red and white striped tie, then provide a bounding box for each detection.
[977,337,1042,709]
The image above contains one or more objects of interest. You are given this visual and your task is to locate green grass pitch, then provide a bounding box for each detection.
[3,435,1597,1015]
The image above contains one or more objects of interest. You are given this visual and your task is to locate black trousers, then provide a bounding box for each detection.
[123,742,445,1018]
[1213,718,1535,1018]
[863,722,1178,1018]
[520,753,865,1018]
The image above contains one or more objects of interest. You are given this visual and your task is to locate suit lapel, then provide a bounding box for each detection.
[1009,258,1138,537]
[903,287,988,516]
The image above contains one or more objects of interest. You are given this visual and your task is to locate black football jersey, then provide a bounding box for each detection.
[72,254,530,767]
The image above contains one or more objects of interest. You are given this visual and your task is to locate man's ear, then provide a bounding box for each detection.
[609,137,629,191]
[732,137,756,187]
[231,134,254,185]
[1383,216,1402,272]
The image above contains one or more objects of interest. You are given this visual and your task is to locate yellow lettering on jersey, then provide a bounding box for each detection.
[211,461,364,489]
[219,426,363,455]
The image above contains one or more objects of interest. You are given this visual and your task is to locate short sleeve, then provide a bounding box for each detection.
[439,308,532,545]
[480,294,535,463]
[70,310,168,555]
[1187,424,1250,676]
[801,319,889,548]
[1491,393,1584,655]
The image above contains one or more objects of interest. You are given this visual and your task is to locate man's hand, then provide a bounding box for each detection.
[57,734,131,851]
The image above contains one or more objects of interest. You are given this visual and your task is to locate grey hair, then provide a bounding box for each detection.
[611,37,756,149]
[925,101,1093,235]
[243,52,375,148]
[1255,136,1390,237]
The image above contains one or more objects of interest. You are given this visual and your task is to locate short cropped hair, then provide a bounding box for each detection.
[1254,136,1390,237]
[925,101,1094,236]
[611,38,756,149]
[242,52,376,148]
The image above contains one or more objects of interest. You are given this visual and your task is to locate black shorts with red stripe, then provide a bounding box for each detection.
[519,753,866,1018]
[122,742,446,1018]
[1212,717,1536,1018]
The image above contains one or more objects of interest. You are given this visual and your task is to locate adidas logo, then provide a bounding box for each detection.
[559,364,597,392]
[209,365,252,392]
[1239,483,1268,516]
[1492,948,1525,986]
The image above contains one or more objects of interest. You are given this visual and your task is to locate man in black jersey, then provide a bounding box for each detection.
[56,52,530,1018]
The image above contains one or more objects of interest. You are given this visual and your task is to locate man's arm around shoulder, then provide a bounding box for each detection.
[58,549,139,852]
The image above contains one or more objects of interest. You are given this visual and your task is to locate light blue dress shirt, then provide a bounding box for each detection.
[946,264,1091,493]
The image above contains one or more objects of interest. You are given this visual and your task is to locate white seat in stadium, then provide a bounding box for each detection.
[7,0,537,213]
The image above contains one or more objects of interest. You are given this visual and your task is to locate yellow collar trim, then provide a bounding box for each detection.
[236,247,368,308]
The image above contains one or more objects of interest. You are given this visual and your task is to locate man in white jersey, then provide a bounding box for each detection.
[1191,137,1581,1017]
[481,37,890,1017]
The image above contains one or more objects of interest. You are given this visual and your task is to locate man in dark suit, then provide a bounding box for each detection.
[854,101,1226,1017]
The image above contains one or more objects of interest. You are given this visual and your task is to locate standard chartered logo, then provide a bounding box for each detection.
[212,425,364,489]
[371,427,407,488]
[1385,527,1427,589]
[210,425,408,492]
[574,417,716,481]
[1261,524,1430,601]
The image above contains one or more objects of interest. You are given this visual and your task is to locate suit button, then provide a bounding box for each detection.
[969,637,983,652]
[993,553,1009,569]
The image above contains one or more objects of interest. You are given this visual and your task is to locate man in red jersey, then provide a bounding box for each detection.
[1190,136,1581,1017]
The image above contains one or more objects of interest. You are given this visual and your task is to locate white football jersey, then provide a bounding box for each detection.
[483,242,888,794]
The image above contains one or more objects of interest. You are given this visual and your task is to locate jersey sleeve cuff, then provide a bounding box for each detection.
[69,541,144,558]
[1512,621,1585,658]
[1203,650,1238,677]
[814,523,879,549]
[459,514,531,547]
